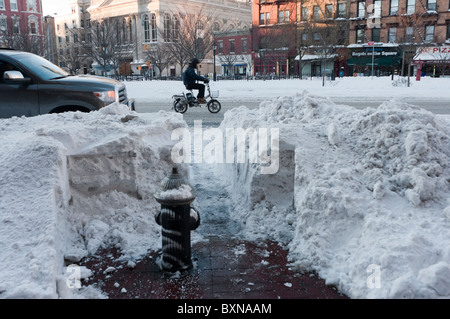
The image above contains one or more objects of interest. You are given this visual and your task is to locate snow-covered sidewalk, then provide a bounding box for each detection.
[1,77,450,299]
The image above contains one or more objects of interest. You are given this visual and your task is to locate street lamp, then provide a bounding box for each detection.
[213,42,217,81]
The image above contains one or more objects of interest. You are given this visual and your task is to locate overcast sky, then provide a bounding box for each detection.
[42,0,71,15]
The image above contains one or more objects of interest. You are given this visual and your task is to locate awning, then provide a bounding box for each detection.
[413,46,450,64]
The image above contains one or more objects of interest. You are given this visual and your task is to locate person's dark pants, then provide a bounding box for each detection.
[186,83,205,99]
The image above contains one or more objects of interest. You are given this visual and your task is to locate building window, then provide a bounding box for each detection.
[12,18,19,34]
[447,23,450,40]
[390,0,399,15]
[0,0,4,10]
[242,38,247,53]
[427,0,437,11]
[406,0,415,14]
[10,0,18,11]
[388,27,397,42]
[301,7,309,21]
[372,28,380,42]
[325,5,333,18]
[313,6,321,20]
[0,16,6,31]
[229,39,235,53]
[356,28,365,43]
[278,10,289,23]
[143,15,150,42]
[27,0,36,12]
[129,19,133,42]
[218,41,223,54]
[425,25,434,42]
[29,16,38,34]
[164,13,172,42]
[405,27,414,42]
[337,3,346,18]
[373,0,381,16]
[151,13,157,42]
[358,2,366,18]
[260,12,269,25]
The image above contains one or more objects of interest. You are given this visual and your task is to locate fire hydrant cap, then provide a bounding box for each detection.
[153,167,196,206]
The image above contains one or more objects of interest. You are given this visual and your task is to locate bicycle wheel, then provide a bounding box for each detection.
[207,99,221,113]
[174,100,188,113]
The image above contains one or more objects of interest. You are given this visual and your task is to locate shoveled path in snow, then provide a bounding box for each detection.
[80,125,348,299]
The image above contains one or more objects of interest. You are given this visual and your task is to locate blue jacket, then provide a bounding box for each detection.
[183,66,207,86]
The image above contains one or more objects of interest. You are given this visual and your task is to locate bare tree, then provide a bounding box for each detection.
[163,6,216,73]
[399,2,436,86]
[143,42,172,77]
[0,19,42,54]
[299,0,349,85]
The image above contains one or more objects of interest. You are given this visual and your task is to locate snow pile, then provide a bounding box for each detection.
[218,91,450,299]
[0,104,187,298]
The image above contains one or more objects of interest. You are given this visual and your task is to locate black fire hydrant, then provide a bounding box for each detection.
[154,167,200,272]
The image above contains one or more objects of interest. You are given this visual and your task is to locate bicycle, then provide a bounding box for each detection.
[172,82,221,114]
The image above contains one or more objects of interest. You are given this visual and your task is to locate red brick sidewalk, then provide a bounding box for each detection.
[80,238,348,299]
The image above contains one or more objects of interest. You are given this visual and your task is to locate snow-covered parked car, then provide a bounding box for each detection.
[0,49,135,118]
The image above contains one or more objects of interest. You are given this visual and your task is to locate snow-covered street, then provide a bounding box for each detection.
[1,77,450,299]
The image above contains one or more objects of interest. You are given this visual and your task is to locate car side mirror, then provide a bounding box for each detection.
[3,70,31,84]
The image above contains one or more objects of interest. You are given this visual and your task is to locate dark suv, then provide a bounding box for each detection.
[0,49,135,118]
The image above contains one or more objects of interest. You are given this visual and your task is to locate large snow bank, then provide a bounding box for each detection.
[0,104,187,298]
[218,91,450,299]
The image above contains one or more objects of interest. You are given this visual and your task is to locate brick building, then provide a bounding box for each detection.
[251,0,450,77]
[213,29,253,77]
[0,0,44,54]
[252,0,298,76]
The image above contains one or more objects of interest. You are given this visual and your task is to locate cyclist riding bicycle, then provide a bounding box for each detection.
[182,58,209,104]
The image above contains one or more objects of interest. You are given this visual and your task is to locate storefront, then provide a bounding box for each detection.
[347,44,401,77]
[295,54,335,78]
[412,46,450,77]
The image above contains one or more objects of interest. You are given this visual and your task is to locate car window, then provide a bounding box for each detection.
[12,53,69,80]
[0,60,19,83]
